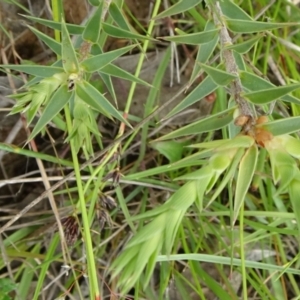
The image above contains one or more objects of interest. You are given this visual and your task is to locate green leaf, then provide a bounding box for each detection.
[154,0,201,19]
[257,116,300,136]
[268,150,296,184]
[27,25,61,56]
[1,65,63,78]
[156,253,300,275]
[33,235,59,300]
[210,148,246,205]
[0,143,73,167]
[165,75,218,119]
[88,0,100,6]
[199,63,237,86]
[277,164,297,194]
[143,246,162,290]
[285,137,300,159]
[191,135,255,149]
[289,175,300,237]
[0,278,17,294]
[21,14,84,34]
[160,29,219,45]
[225,35,262,54]
[82,3,103,43]
[124,160,205,181]
[97,72,116,103]
[80,44,136,72]
[225,19,295,33]
[151,141,184,163]
[109,2,131,31]
[127,214,166,248]
[102,22,153,40]
[21,244,40,300]
[240,71,300,104]
[76,80,131,127]
[159,107,235,140]
[163,210,184,254]
[210,152,232,172]
[28,84,71,140]
[166,180,197,211]
[26,93,46,126]
[190,21,219,83]
[100,63,152,87]
[61,18,79,74]
[233,145,258,224]
[243,83,300,104]
[219,0,253,20]
[175,165,213,181]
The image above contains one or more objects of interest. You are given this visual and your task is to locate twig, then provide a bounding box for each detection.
[212,2,254,119]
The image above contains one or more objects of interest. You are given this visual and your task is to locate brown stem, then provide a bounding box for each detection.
[212,1,254,120]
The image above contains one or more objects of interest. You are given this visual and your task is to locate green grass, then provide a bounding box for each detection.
[1,0,300,299]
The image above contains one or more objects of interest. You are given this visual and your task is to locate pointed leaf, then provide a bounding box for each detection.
[100,63,152,87]
[0,143,73,166]
[1,65,63,78]
[210,148,245,205]
[225,35,262,54]
[109,3,131,30]
[199,63,237,86]
[21,14,84,34]
[76,80,131,127]
[225,19,295,33]
[163,210,184,254]
[167,180,197,211]
[61,18,79,73]
[88,0,100,5]
[289,176,300,236]
[285,137,300,159]
[143,245,162,289]
[161,29,219,45]
[244,83,300,104]
[82,3,103,43]
[98,72,117,103]
[28,84,71,140]
[257,116,300,136]
[154,0,201,19]
[127,214,166,248]
[159,107,235,140]
[151,141,184,163]
[191,135,255,149]
[27,25,61,55]
[219,0,252,21]
[102,22,153,40]
[240,71,300,104]
[268,150,295,184]
[175,165,213,181]
[233,145,258,224]
[166,75,218,119]
[132,235,163,288]
[190,21,219,83]
[80,44,136,72]
[276,164,297,194]
[124,160,205,181]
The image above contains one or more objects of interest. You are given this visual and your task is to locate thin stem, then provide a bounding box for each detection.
[64,106,100,299]
[51,0,64,43]
[122,0,162,121]
[212,1,254,119]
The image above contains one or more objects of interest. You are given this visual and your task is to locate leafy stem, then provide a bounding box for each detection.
[211,1,254,120]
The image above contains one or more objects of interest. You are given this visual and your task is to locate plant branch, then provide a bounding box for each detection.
[212,1,254,119]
